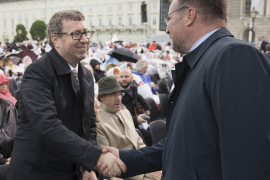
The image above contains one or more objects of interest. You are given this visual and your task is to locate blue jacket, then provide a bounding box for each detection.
[119,27,270,180]
[133,72,158,94]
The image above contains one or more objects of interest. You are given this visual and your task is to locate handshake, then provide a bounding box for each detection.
[96,146,126,178]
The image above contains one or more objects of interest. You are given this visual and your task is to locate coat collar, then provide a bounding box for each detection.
[48,48,71,75]
[184,27,234,68]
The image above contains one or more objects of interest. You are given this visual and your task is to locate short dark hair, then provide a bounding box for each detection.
[177,0,228,22]
[47,10,85,48]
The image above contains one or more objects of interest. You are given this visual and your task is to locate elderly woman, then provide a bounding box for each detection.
[19,55,32,72]
[0,74,17,105]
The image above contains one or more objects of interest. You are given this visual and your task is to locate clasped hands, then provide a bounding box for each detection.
[96,146,126,178]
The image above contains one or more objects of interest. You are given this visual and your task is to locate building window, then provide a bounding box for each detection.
[25,19,28,29]
[153,17,157,25]
[18,19,21,24]
[3,12,6,18]
[4,20,6,30]
[108,5,112,12]
[140,30,144,35]
[33,10,37,16]
[12,32,14,36]
[89,7,92,13]
[99,18,102,26]
[245,0,251,14]
[129,17,133,25]
[18,11,21,17]
[129,30,132,35]
[118,30,121,35]
[153,2,157,10]
[51,0,54,3]
[118,17,122,26]
[118,4,122,11]
[42,9,45,16]
[89,18,93,27]
[99,6,103,13]
[11,12,14,18]
[129,3,133,11]
[80,6,83,12]
[108,17,112,26]
[25,11,28,17]
[152,29,156,35]
[11,20,14,29]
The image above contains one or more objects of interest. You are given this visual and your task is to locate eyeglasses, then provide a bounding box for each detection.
[164,6,189,25]
[109,93,123,99]
[0,82,8,86]
[54,30,94,40]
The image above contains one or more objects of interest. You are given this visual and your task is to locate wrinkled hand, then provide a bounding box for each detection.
[96,150,126,178]
[82,170,97,180]
[145,171,162,180]
[144,110,150,116]
[137,114,147,124]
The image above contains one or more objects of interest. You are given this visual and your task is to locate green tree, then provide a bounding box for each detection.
[30,20,47,41]
[14,24,29,42]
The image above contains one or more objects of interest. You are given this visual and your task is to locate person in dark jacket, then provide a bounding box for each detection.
[0,98,17,165]
[119,68,152,146]
[98,0,270,179]
[7,10,125,180]
[90,59,105,82]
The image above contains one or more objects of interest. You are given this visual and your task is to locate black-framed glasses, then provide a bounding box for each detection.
[164,6,189,25]
[54,30,94,40]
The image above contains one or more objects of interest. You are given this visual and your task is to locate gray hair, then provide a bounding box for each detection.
[47,10,85,48]
[136,60,148,72]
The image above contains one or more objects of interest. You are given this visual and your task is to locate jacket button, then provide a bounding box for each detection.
[162,170,166,177]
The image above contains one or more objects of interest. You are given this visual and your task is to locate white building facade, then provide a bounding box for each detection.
[0,0,169,44]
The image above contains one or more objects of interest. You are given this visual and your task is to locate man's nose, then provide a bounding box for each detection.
[80,34,89,43]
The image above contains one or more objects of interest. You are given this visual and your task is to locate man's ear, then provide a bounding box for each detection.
[186,7,196,27]
[51,34,60,48]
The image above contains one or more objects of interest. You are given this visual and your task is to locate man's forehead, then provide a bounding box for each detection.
[62,19,87,30]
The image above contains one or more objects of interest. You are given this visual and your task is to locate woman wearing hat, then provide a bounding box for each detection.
[0,74,17,105]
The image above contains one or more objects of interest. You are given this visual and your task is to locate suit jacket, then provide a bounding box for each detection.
[119,27,270,180]
[7,49,102,180]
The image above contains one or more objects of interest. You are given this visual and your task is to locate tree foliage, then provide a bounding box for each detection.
[30,20,47,41]
[14,24,29,42]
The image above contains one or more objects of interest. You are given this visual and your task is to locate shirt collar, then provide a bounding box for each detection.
[68,63,79,73]
[190,28,220,52]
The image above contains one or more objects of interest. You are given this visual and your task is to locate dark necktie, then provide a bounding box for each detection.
[72,69,80,91]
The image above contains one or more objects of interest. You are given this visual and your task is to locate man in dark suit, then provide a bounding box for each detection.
[7,10,126,180]
[98,0,270,179]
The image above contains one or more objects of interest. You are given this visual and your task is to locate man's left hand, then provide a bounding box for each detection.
[82,170,97,180]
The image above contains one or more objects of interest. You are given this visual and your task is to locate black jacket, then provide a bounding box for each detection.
[7,49,102,180]
[121,82,151,128]
[119,27,270,180]
[0,98,17,165]
[90,59,105,82]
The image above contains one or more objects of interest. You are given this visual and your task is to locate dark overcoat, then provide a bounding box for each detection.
[7,49,102,180]
[119,28,270,180]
